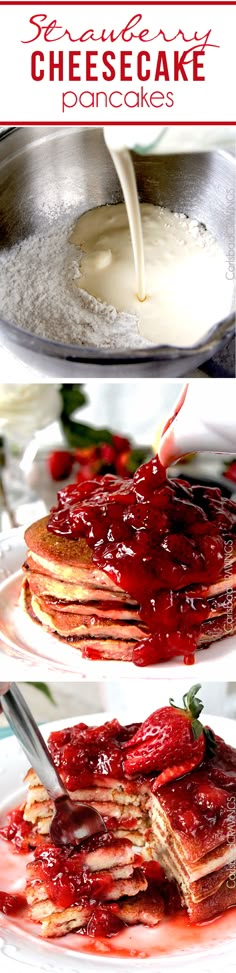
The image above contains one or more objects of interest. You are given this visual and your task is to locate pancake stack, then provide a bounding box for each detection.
[7,716,236,937]
[21,518,146,661]
[21,509,236,662]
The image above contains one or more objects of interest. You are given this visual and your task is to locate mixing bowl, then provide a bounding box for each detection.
[0,126,235,377]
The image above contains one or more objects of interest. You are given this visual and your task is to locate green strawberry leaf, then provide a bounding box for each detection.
[191,718,204,740]
[27,682,55,705]
[183,684,204,720]
[61,418,113,449]
[60,384,87,419]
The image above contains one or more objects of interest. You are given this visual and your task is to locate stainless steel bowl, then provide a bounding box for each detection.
[0,126,235,377]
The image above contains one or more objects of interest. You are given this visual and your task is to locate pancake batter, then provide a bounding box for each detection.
[71,200,231,347]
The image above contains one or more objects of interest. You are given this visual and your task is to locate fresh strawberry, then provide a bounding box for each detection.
[99,443,116,466]
[74,447,98,465]
[112,434,131,454]
[152,752,205,789]
[123,685,215,784]
[47,450,74,481]
[76,461,101,483]
[115,450,132,478]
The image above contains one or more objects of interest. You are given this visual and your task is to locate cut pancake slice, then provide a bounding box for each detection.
[22,718,236,931]
[117,890,164,926]
[23,760,150,849]
[26,837,147,937]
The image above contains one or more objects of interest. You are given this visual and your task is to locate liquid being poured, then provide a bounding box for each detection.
[104,127,167,304]
[108,146,146,303]
[70,132,233,346]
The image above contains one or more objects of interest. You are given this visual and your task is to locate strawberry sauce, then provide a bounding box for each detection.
[86,905,125,937]
[0,890,25,915]
[0,807,33,851]
[47,718,140,791]
[0,833,236,960]
[31,844,114,909]
[47,457,236,665]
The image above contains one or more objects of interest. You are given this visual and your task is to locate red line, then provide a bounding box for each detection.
[0,2,235,5]
[1,121,236,126]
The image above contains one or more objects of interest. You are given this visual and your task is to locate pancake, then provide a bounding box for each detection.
[25,518,122,589]
[24,568,137,608]
[20,577,137,660]
[21,462,236,665]
[29,594,146,640]
[25,518,92,568]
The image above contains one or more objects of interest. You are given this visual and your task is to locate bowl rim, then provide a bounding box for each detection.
[0,308,235,365]
[0,128,235,364]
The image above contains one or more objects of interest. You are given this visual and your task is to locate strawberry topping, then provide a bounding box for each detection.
[47,456,236,666]
[87,904,125,937]
[0,891,25,915]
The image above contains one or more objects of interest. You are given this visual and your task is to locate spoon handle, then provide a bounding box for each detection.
[1,683,66,802]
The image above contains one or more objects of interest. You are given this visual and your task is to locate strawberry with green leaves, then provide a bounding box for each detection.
[123,685,215,786]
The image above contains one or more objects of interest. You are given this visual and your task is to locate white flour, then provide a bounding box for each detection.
[0,215,149,350]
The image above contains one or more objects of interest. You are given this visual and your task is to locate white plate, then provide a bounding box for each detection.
[0,711,236,973]
[0,531,236,678]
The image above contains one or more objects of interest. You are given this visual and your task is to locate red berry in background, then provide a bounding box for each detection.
[74,447,99,465]
[115,450,132,478]
[47,451,74,481]
[99,443,116,465]
[76,462,100,484]
[112,434,131,454]
[224,461,236,483]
